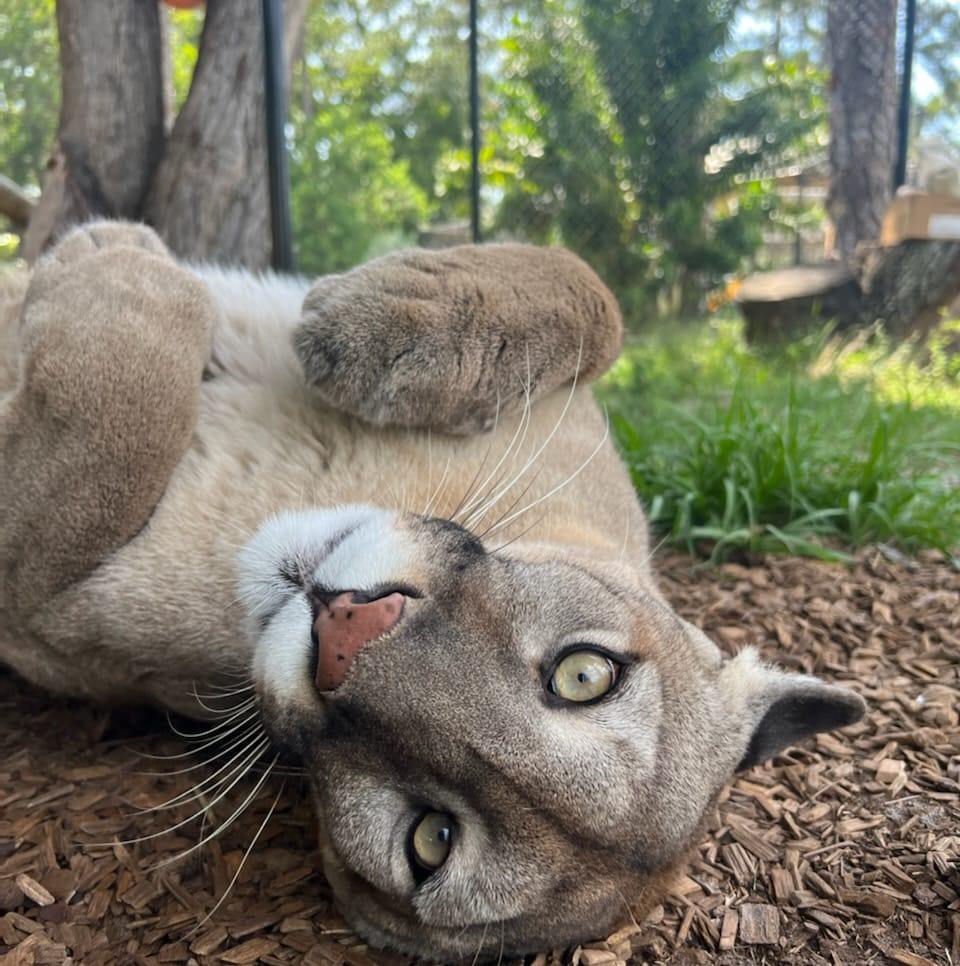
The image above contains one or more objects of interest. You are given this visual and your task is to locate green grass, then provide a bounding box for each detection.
[597,314,960,564]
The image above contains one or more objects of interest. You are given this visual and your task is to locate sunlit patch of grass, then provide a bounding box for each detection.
[597,314,960,563]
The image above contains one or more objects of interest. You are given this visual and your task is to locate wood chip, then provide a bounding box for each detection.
[220,937,281,964]
[14,873,55,907]
[718,907,738,951]
[738,903,780,945]
[888,951,940,966]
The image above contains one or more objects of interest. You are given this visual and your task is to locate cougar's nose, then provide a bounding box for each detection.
[314,591,405,691]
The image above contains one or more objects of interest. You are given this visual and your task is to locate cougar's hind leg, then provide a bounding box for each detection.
[0,221,216,630]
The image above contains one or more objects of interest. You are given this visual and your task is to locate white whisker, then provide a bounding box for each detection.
[166,697,257,740]
[96,738,270,847]
[190,681,255,716]
[134,722,265,778]
[488,512,548,555]
[422,453,453,518]
[189,776,285,933]
[455,369,534,524]
[134,726,268,814]
[485,406,609,538]
[471,921,490,966]
[465,341,584,531]
[133,710,263,761]
[149,754,279,871]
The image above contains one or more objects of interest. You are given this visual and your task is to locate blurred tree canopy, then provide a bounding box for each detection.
[1,0,958,316]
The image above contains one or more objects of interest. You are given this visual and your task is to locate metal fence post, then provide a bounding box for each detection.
[469,0,481,243]
[263,0,295,272]
[894,0,917,191]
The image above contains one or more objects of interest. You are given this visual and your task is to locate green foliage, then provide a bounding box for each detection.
[479,0,826,317]
[0,0,58,191]
[598,315,960,563]
[289,101,429,274]
[166,7,203,111]
[914,0,960,147]
[286,1,454,275]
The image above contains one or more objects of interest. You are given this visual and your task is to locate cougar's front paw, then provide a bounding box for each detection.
[39,220,170,269]
[294,244,623,435]
[21,219,215,360]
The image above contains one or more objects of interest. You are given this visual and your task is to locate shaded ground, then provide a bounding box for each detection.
[1,549,958,965]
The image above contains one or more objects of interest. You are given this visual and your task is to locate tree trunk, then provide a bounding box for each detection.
[855,240,960,337]
[22,0,307,270]
[826,0,899,260]
[22,0,165,262]
[145,0,307,269]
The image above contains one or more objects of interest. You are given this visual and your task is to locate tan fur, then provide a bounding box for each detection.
[0,223,864,960]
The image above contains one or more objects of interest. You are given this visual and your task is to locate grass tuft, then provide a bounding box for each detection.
[598,315,960,564]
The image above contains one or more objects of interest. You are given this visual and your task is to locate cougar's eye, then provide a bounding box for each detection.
[409,811,455,879]
[550,649,618,703]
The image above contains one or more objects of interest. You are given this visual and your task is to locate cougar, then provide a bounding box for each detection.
[0,222,864,959]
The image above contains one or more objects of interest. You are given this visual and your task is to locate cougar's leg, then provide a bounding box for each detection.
[0,222,216,629]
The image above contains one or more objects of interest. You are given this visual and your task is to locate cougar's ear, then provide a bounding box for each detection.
[719,648,866,771]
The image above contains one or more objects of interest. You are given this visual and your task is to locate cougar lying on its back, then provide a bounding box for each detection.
[0,222,864,958]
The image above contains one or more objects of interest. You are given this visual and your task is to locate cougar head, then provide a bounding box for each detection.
[238,505,864,959]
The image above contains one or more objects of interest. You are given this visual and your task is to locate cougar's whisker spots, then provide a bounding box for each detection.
[148,754,279,872]
[189,777,286,934]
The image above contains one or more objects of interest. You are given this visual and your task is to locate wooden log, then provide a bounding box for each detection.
[739,238,960,341]
[737,264,860,342]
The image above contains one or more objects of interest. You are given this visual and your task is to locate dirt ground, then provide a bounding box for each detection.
[1,548,958,966]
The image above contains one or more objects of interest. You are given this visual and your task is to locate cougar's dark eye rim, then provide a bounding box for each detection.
[542,644,629,706]
[407,810,456,885]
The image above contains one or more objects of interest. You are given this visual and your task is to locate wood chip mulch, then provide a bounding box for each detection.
[0,548,958,965]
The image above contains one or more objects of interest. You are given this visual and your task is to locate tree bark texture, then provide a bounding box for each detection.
[855,240,960,337]
[24,0,307,270]
[826,0,899,261]
[22,0,165,262]
[145,0,307,268]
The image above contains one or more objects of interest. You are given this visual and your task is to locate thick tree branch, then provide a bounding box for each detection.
[145,0,308,269]
[22,0,165,262]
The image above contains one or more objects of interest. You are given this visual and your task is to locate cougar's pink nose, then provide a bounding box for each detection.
[314,591,405,691]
